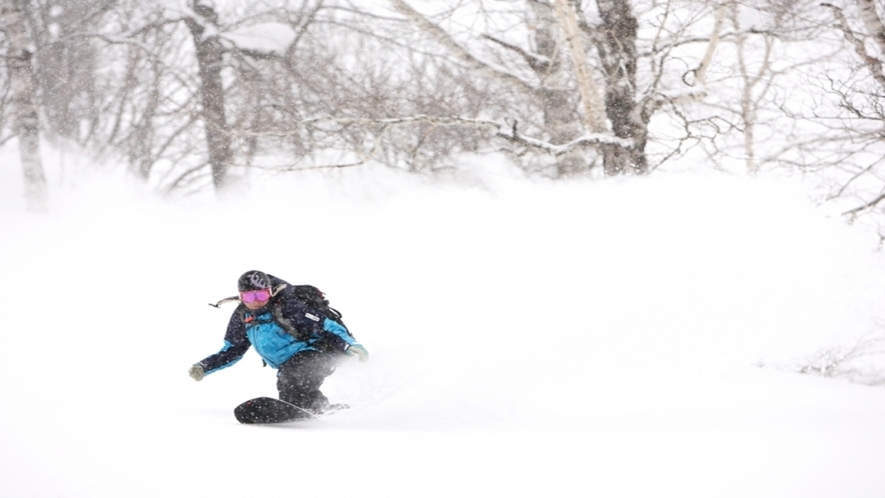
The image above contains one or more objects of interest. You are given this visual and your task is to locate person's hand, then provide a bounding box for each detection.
[346,344,369,363]
[189,364,205,381]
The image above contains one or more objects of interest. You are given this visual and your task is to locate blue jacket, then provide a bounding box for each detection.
[198,278,357,374]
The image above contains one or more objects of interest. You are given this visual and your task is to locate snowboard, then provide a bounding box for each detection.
[234,396,347,424]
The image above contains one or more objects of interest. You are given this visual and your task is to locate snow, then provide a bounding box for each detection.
[223,22,296,56]
[2,154,885,497]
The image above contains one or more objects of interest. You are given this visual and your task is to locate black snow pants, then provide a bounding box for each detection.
[277,350,337,412]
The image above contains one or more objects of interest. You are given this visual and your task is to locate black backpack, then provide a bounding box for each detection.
[277,284,353,355]
[287,284,347,330]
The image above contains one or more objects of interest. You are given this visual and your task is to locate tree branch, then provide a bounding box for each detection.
[823,3,885,93]
[481,34,550,73]
[388,0,536,94]
[240,114,630,156]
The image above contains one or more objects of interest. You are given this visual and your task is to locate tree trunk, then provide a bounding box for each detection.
[530,1,588,177]
[825,2,885,94]
[551,0,606,134]
[856,0,885,93]
[857,0,885,60]
[129,51,160,181]
[2,0,47,212]
[185,2,231,190]
[595,0,648,175]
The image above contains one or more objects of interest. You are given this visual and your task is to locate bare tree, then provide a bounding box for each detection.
[813,0,885,226]
[716,0,825,175]
[587,0,648,175]
[1,0,47,212]
[184,0,232,190]
[28,0,111,146]
[380,0,753,177]
[4,0,880,213]
[387,0,621,176]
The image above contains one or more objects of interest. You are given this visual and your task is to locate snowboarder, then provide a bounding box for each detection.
[189,270,368,416]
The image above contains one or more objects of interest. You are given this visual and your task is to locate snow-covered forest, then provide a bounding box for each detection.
[2,0,884,214]
[2,1,885,497]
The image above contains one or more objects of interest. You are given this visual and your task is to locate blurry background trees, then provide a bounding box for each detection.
[1,0,883,230]
[2,0,48,212]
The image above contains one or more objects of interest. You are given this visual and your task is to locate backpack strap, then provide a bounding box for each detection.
[271,300,310,341]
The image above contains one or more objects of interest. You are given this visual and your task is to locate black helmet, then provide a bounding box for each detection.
[238,270,271,292]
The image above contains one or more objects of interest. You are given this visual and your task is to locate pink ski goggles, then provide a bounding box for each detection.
[240,289,271,304]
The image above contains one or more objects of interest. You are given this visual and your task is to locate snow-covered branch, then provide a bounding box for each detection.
[256,114,632,156]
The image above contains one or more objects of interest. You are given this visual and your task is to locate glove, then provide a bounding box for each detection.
[346,344,369,363]
[188,364,205,381]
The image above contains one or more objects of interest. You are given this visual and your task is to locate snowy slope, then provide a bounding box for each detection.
[2,158,885,497]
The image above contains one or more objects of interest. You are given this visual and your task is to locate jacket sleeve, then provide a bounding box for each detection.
[322,318,358,347]
[198,307,251,375]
